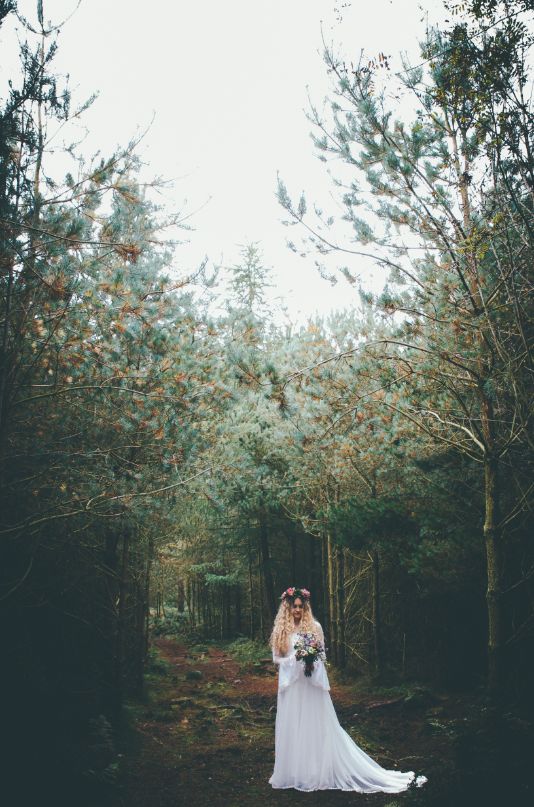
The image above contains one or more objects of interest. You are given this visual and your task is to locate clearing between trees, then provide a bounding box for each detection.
[113,636,458,807]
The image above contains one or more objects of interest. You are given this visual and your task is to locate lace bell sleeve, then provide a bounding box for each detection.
[272,641,300,691]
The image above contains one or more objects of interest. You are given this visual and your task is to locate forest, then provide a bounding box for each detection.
[1,1,533,805]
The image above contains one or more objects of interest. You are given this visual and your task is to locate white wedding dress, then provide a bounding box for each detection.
[269,621,427,793]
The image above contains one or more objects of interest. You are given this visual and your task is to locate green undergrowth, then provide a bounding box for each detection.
[148,608,188,638]
[187,641,216,655]
[221,636,271,666]
[340,675,442,704]
[146,645,173,677]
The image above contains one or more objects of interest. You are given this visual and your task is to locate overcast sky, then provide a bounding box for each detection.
[3,0,446,322]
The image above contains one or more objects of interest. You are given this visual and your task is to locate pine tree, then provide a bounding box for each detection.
[278,7,533,695]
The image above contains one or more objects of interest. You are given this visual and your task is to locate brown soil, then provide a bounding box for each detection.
[113,637,450,807]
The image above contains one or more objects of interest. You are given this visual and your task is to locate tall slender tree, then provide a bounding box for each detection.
[278,7,533,695]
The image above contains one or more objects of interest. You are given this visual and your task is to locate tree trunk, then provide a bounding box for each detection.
[202,587,208,636]
[259,512,276,620]
[258,549,265,640]
[248,535,255,637]
[144,535,153,664]
[102,533,120,716]
[480,387,505,698]
[484,453,504,697]
[327,532,338,665]
[225,587,231,638]
[235,585,242,634]
[321,533,329,648]
[144,560,150,663]
[184,579,193,629]
[336,546,346,668]
[308,533,320,623]
[206,589,212,634]
[177,579,185,612]
[371,549,382,679]
[290,530,297,584]
[134,577,145,696]
[114,532,129,706]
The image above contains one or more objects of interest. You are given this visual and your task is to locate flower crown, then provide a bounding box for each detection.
[281,586,311,602]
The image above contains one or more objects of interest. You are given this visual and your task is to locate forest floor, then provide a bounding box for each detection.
[111,636,463,807]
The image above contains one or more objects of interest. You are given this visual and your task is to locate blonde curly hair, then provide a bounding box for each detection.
[269,592,320,656]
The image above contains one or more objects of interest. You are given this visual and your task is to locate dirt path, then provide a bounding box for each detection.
[113,638,441,807]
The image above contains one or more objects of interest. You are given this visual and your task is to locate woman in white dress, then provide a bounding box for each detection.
[268,586,427,793]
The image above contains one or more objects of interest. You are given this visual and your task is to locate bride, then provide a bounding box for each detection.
[269,586,427,793]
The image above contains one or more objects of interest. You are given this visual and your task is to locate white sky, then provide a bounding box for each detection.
[3,0,446,322]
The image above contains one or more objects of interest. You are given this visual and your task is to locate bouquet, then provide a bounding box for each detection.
[294,632,326,677]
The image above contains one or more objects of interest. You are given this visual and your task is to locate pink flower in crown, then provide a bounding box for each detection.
[301,588,311,599]
[281,587,295,600]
